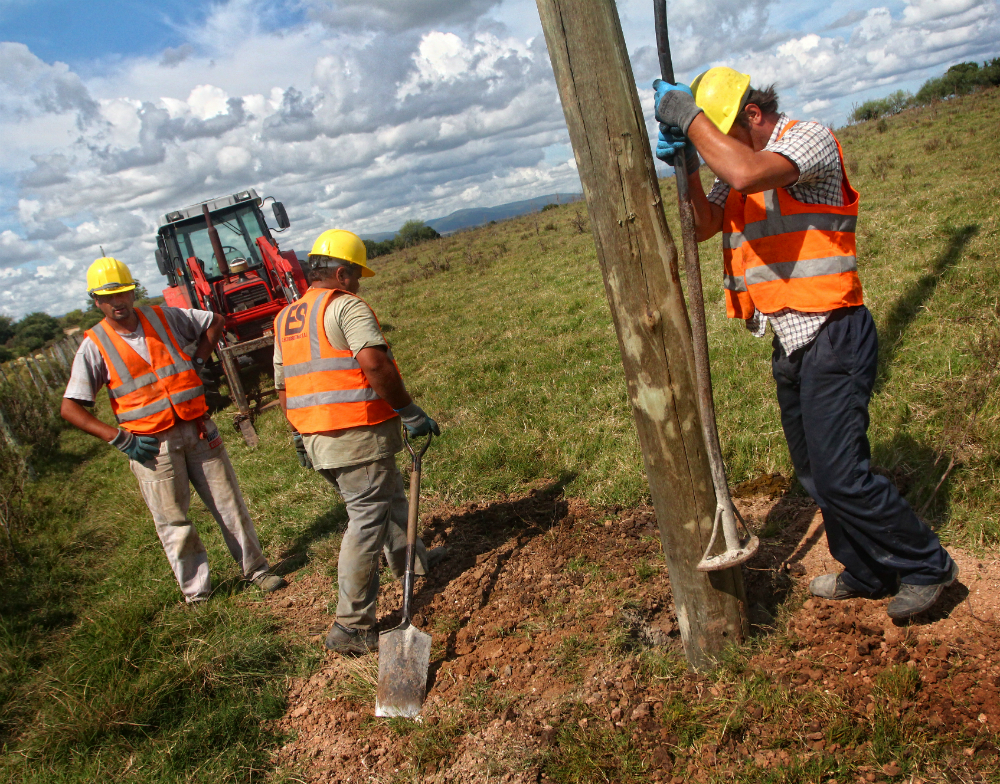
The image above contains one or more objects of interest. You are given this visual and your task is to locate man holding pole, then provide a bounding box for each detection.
[273,229,445,655]
[61,256,286,603]
[652,70,956,620]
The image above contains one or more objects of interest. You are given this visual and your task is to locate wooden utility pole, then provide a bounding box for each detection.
[536,0,747,669]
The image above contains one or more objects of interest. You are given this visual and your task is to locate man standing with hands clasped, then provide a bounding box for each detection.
[274,229,446,655]
[61,256,286,604]
[651,69,956,620]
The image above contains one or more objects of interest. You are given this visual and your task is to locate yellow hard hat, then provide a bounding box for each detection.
[690,67,752,135]
[308,229,374,277]
[87,257,136,295]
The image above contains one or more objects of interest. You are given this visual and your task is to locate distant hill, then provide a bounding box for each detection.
[361,192,582,242]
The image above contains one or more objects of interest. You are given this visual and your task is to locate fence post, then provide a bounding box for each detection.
[0,402,36,481]
[22,358,44,396]
[54,340,73,375]
[29,355,51,394]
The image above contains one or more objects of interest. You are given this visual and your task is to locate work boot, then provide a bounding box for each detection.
[808,573,870,600]
[426,546,449,570]
[886,561,959,620]
[325,621,378,655]
[252,572,288,593]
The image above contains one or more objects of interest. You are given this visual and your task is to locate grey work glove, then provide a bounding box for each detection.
[395,402,441,438]
[110,428,160,462]
[291,431,313,469]
[653,79,703,135]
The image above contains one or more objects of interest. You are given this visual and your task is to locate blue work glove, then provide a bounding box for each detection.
[395,402,441,438]
[653,79,703,135]
[110,428,160,462]
[291,431,313,469]
[656,123,700,172]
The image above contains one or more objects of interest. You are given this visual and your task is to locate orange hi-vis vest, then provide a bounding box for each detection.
[721,120,864,319]
[86,306,207,435]
[276,287,398,434]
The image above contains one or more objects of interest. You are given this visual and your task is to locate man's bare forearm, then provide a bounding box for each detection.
[193,313,224,363]
[60,398,119,442]
[356,346,411,410]
[688,114,798,194]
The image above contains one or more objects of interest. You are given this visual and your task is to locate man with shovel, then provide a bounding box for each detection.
[652,69,956,620]
[274,229,445,655]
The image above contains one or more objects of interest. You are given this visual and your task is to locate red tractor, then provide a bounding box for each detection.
[153,188,308,445]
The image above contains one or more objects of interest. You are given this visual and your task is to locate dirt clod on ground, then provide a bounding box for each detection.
[265,480,1000,783]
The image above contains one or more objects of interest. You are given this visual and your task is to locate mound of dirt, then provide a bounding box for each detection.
[264,482,1000,784]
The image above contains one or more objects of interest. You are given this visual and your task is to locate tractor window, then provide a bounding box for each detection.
[173,205,268,279]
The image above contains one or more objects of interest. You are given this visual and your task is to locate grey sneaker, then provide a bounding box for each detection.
[887,561,959,620]
[809,573,869,600]
[252,572,288,593]
[325,622,378,655]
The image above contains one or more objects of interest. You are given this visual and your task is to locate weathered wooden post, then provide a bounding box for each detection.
[22,358,44,396]
[0,397,35,481]
[54,340,73,375]
[28,355,51,394]
[536,0,747,668]
[47,347,66,381]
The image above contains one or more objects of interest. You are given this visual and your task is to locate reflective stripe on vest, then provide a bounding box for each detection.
[720,121,863,318]
[277,288,398,433]
[86,306,207,434]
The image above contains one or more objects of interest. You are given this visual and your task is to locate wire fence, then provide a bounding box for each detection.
[0,333,80,559]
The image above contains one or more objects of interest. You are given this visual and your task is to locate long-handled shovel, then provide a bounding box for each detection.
[375,431,433,718]
[654,0,759,572]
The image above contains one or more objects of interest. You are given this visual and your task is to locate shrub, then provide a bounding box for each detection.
[914,59,1000,104]
[849,90,912,124]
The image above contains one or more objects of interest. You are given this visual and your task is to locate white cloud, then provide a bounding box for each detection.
[217,145,252,174]
[802,98,833,113]
[188,85,230,120]
[0,0,997,317]
[0,42,99,124]
[0,230,42,267]
[303,0,503,32]
[902,0,984,25]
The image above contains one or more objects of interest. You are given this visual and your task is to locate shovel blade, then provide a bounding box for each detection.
[375,621,432,718]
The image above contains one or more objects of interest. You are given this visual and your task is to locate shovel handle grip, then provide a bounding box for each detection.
[403,430,432,462]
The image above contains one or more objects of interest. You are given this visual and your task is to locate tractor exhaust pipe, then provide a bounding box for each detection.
[203,204,230,277]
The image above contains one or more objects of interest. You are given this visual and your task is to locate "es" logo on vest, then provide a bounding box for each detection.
[284,302,309,336]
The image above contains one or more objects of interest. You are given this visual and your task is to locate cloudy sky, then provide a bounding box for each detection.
[1,0,996,318]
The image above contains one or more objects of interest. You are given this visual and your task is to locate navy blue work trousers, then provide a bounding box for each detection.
[771,305,953,594]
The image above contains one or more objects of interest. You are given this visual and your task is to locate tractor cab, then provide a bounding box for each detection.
[153,188,308,445]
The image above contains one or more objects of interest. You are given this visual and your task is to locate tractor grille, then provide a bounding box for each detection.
[225,283,270,313]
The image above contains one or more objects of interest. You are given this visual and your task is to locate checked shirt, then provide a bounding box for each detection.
[706,114,846,354]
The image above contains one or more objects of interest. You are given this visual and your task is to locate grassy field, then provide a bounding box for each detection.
[0,87,998,782]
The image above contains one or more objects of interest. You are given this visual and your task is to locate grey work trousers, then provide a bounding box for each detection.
[319,456,428,630]
[129,418,270,601]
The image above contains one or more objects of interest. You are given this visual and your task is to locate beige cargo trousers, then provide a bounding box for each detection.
[129,418,271,601]
[320,456,430,629]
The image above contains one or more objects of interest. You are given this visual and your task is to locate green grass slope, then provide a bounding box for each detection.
[0,87,997,782]
[356,86,1000,544]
